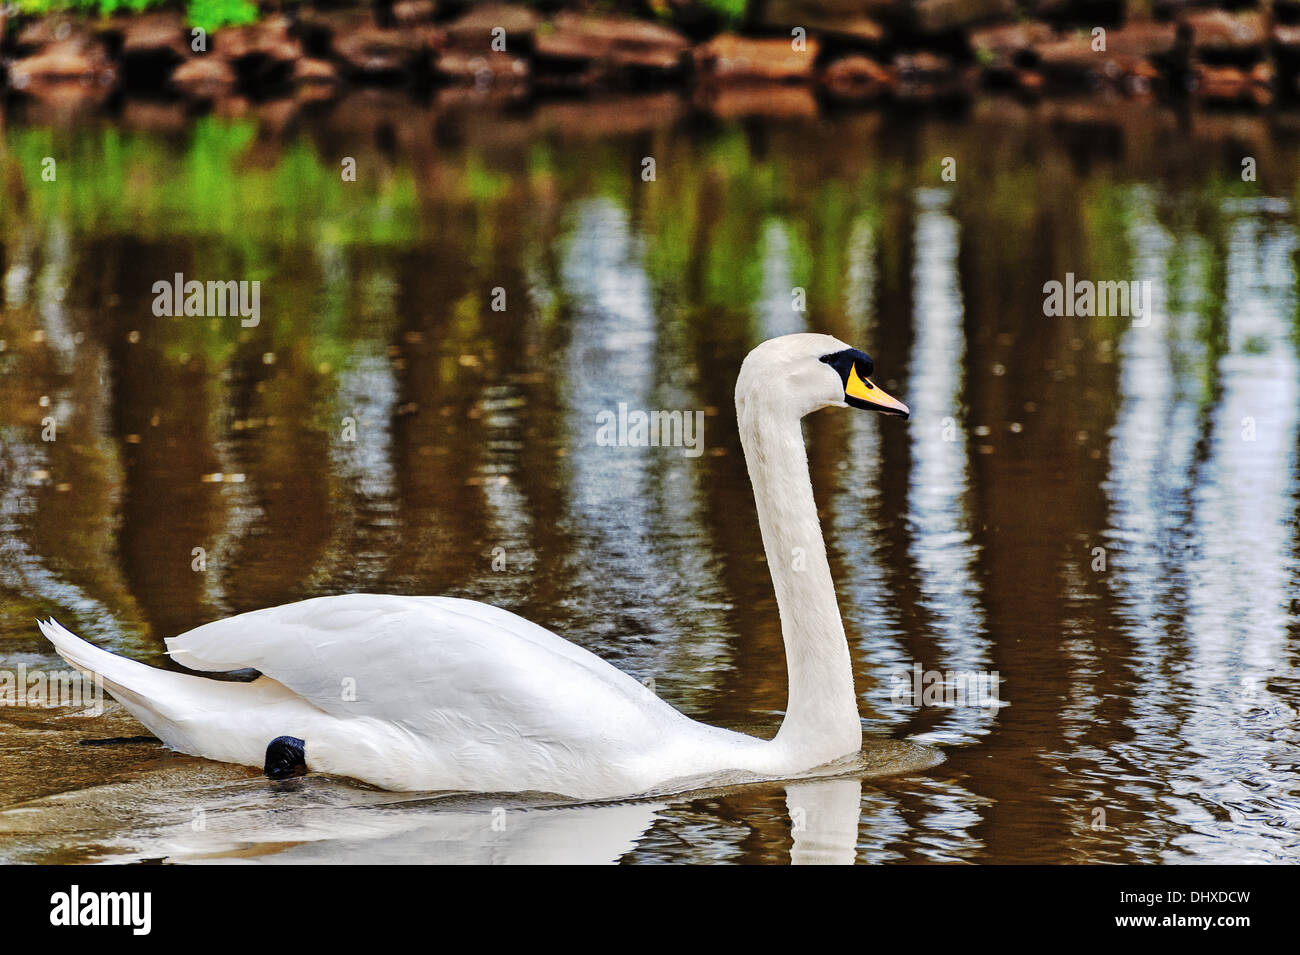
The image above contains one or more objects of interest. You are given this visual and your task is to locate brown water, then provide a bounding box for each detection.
[1,91,1298,863]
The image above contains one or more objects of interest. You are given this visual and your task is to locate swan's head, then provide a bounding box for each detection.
[736,333,909,420]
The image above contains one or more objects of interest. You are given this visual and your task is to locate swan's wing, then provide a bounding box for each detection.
[164,594,666,732]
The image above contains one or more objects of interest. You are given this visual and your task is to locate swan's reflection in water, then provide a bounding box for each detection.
[203,799,670,866]
[786,779,862,865]
[0,740,940,865]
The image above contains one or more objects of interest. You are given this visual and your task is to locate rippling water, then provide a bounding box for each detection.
[1,93,1298,863]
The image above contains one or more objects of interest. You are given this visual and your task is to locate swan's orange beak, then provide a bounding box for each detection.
[845,364,909,418]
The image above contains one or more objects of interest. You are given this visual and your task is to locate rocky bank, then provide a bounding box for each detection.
[1,0,1298,113]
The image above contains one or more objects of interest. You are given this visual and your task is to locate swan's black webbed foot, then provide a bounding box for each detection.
[264,735,307,779]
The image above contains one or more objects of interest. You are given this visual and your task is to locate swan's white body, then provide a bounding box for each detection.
[40,333,908,800]
[40,598,769,797]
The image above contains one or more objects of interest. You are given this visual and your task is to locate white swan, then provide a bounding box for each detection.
[39,333,909,800]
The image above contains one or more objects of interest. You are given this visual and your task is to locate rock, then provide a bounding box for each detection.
[1194,63,1270,105]
[444,3,540,49]
[1034,34,1134,88]
[1179,11,1266,56]
[214,16,304,90]
[1021,22,1185,94]
[8,39,116,90]
[101,11,191,89]
[333,27,430,78]
[294,10,371,58]
[436,49,529,89]
[970,21,1055,74]
[1248,61,1275,106]
[217,16,302,66]
[293,57,341,86]
[893,51,974,101]
[393,0,437,28]
[819,54,892,102]
[904,0,1016,35]
[1272,23,1300,54]
[759,0,887,45]
[15,17,85,53]
[534,13,689,73]
[116,11,190,61]
[170,56,237,99]
[1102,22,1180,59]
[693,33,820,83]
[1028,36,1087,82]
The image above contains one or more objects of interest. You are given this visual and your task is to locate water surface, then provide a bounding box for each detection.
[1,92,1298,863]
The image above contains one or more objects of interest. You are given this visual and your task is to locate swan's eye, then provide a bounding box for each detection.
[819,348,874,384]
[820,348,908,419]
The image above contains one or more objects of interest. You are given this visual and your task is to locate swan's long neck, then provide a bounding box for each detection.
[737,393,862,764]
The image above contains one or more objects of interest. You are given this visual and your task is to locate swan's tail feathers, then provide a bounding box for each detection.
[40,617,139,687]
[37,617,224,758]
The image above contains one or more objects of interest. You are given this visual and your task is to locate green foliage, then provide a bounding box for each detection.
[13,0,259,30]
[1,116,421,371]
[185,0,258,32]
[699,0,749,25]
[12,0,96,14]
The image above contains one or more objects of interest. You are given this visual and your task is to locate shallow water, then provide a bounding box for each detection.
[1,92,1298,863]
